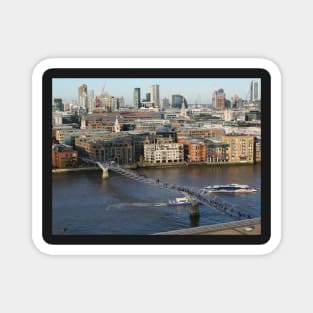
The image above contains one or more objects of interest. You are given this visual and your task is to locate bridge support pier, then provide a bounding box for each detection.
[102,168,109,179]
[189,200,200,217]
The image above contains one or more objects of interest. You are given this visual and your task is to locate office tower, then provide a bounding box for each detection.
[231,95,241,109]
[119,96,125,108]
[180,97,187,118]
[171,94,187,109]
[161,97,170,110]
[78,84,88,109]
[212,89,226,110]
[146,93,151,102]
[102,95,120,112]
[250,80,258,103]
[133,88,141,108]
[150,84,160,107]
[53,98,63,111]
[112,97,120,112]
[80,115,86,129]
[88,89,95,113]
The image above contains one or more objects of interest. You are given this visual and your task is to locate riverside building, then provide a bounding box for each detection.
[76,137,135,165]
[177,137,206,162]
[222,135,255,163]
[75,132,154,164]
[205,139,229,163]
[144,138,184,164]
[52,144,78,168]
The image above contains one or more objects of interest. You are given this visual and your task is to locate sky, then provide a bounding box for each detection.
[52,78,261,105]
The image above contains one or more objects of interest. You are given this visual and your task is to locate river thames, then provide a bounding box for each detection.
[52,163,261,235]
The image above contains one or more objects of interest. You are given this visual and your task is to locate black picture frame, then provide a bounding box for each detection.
[43,68,270,245]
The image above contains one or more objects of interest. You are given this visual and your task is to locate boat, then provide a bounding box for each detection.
[168,197,191,206]
[203,183,257,193]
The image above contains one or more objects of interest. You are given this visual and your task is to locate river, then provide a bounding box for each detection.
[52,163,261,234]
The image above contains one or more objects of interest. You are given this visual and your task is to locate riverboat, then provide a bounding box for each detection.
[168,197,191,206]
[204,183,257,193]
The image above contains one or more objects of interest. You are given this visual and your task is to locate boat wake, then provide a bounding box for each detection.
[105,202,167,210]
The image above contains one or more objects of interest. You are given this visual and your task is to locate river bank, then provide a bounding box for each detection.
[52,167,100,173]
[138,161,257,168]
[53,161,259,173]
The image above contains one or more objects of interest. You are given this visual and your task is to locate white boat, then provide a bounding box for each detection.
[168,197,191,206]
[204,183,257,193]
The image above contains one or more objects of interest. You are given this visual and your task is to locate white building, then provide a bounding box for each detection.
[180,97,187,118]
[161,97,170,110]
[144,142,184,164]
[114,116,120,132]
[88,89,95,113]
[150,84,160,107]
[52,113,63,126]
[224,108,232,122]
[134,119,169,131]
[250,80,259,102]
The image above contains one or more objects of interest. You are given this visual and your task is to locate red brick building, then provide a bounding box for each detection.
[52,144,78,168]
[177,137,206,162]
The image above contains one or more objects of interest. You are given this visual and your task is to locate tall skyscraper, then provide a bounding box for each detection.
[212,89,226,110]
[133,88,141,108]
[88,89,95,113]
[119,96,125,108]
[150,84,160,107]
[78,84,88,109]
[102,95,121,112]
[171,94,187,109]
[250,80,258,102]
[180,97,187,118]
[161,97,170,110]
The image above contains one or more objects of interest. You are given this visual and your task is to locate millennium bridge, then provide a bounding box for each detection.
[80,157,256,221]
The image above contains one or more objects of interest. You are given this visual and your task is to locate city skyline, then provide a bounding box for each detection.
[53,78,261,105]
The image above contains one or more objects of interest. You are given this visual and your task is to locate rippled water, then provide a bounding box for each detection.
[52,164,261,234]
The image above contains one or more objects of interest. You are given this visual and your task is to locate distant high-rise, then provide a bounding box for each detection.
[78,84,88,109]
[88,89,95,113]
[231,95,241,109]
[212,89,226,110]
[150,84,160,107]
[133,88,141,108]
[250,80,258,103]
[180,97,187,118]
[53,98,63,111]
[161,97,170,110]
[171,94,187,109]
[119,96,125,108]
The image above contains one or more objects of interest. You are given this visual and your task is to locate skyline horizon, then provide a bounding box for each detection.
[53,78,261,105]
